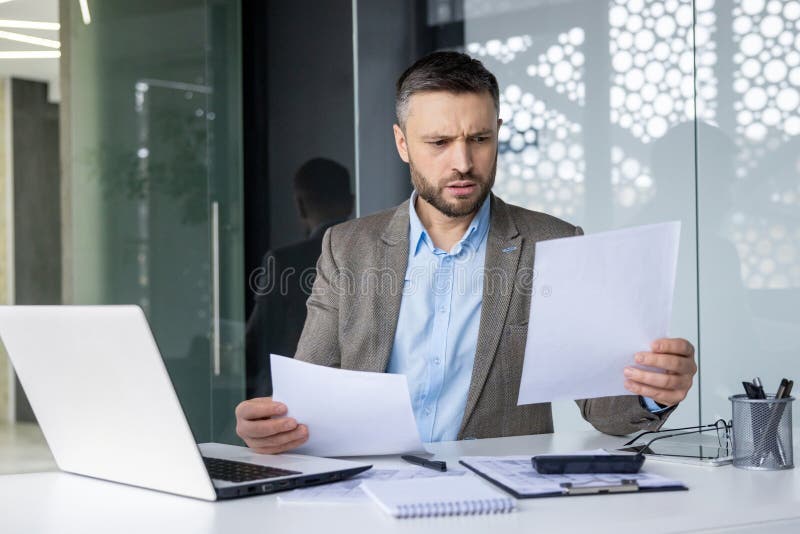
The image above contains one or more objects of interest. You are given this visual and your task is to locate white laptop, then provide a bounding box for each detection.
[0,305,371,500]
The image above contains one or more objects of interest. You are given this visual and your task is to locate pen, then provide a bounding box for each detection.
[401,455,447,472]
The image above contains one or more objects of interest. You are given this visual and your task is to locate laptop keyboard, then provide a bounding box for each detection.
[203,456,302,483]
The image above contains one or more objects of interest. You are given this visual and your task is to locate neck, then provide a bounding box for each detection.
[414,195,480,252]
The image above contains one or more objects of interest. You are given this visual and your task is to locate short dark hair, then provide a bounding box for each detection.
[293,157,352,210]
[395,51,500,128]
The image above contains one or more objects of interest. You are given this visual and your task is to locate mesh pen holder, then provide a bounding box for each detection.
[730,394,794,470]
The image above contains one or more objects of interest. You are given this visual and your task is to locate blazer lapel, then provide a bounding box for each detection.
[459,195,522,435]
[369,200,410,372]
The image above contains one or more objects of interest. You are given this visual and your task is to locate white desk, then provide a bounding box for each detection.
[2,430,800,534]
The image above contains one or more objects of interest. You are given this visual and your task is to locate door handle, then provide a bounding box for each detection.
[211,201,221,376]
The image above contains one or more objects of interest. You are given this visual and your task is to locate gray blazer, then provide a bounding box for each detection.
[295,194,674,438]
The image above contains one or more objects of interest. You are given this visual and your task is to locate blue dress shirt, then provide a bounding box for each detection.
[388,191,664,442]
[388,191,491,443]
[642,396,667,412]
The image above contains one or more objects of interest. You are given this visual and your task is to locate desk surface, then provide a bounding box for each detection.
[2,430,800,534]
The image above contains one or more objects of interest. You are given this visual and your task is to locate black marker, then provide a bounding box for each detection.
[753,377,766,399]
[742,381,758,399]
[401,455,447,472]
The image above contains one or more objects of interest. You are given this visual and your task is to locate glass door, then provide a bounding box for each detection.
[61,0,244,443]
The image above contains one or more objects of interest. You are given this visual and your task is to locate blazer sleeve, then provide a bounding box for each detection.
[575,396,675,436]
[569,224,676,435]
[294,227,342,368]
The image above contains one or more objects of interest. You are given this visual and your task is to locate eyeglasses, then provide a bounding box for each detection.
[621,419,732,459]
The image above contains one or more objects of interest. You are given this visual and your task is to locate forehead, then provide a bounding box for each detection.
[405,90,497,134]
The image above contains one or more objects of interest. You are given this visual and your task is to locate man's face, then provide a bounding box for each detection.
[393,91,501,218]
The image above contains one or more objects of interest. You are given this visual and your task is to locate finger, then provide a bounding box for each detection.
[245,425,308,451]
[624,367,692,390]
[251,433,310,455]
[651,338,694,357]
[246,424,307,448]
[634,352,697,375]
[237,417,298,440]
[235,398,288,421]
[624,379,686,406]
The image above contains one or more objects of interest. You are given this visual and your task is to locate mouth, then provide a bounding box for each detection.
[445,181,478,196]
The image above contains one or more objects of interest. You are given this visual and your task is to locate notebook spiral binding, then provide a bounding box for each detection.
[395,497,516,518]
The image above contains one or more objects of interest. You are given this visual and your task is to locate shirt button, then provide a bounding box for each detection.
[439,306,446,312]
[424,408,431,416]
[433,358,441,365]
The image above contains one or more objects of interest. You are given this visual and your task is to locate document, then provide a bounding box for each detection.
[517,222,680,405]
[460,453,684,498]
[277,468,465,504]
[270,355,425,457]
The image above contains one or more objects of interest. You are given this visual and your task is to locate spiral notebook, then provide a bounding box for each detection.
[361,476,516,518]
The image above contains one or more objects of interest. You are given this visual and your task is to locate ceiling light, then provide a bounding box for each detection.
[79,0,91,25]
[0,20,60,31]
[0,30,59,48]
[0,51,61,59]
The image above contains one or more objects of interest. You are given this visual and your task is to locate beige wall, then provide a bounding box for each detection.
[0,78,11,422]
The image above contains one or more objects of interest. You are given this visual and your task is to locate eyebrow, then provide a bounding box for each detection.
[420,129,494,140]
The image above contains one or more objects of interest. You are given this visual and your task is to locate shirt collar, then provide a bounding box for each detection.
[408,190,492,257]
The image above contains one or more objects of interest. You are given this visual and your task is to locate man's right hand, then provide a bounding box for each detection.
[234,397,309,454]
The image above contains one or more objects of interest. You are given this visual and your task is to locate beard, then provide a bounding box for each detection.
[409,154,497,218]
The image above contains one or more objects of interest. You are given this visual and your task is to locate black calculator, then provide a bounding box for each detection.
[532,454,645,474]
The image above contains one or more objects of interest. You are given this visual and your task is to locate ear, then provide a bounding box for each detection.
[393,124,410,163]
[295,194,307,219]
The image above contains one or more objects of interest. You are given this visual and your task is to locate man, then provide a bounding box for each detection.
[245,158,354,398]
[235,52,696,454]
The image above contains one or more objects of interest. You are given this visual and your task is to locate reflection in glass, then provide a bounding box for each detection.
[246,159,354,398]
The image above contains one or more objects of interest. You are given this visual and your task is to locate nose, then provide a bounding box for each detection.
[450,139,473,176]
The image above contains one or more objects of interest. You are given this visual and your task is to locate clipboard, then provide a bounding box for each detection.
[459,455,687,499]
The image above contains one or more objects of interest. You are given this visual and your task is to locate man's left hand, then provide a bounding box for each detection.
[623,337,697,407]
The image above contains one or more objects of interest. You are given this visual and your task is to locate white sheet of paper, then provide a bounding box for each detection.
[270,355,425,457]
[517,222,680,405]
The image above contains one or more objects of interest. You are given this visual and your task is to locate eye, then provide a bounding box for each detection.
[472,136,489,143]
[429,139,448,147]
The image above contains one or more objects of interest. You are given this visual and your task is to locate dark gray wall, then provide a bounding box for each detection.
[266,0,356,248]
[12,78,61,422]
[355,0,418,216]
[263,0,420,240]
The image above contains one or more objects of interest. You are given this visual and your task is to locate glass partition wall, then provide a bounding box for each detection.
[696,0,800,421]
